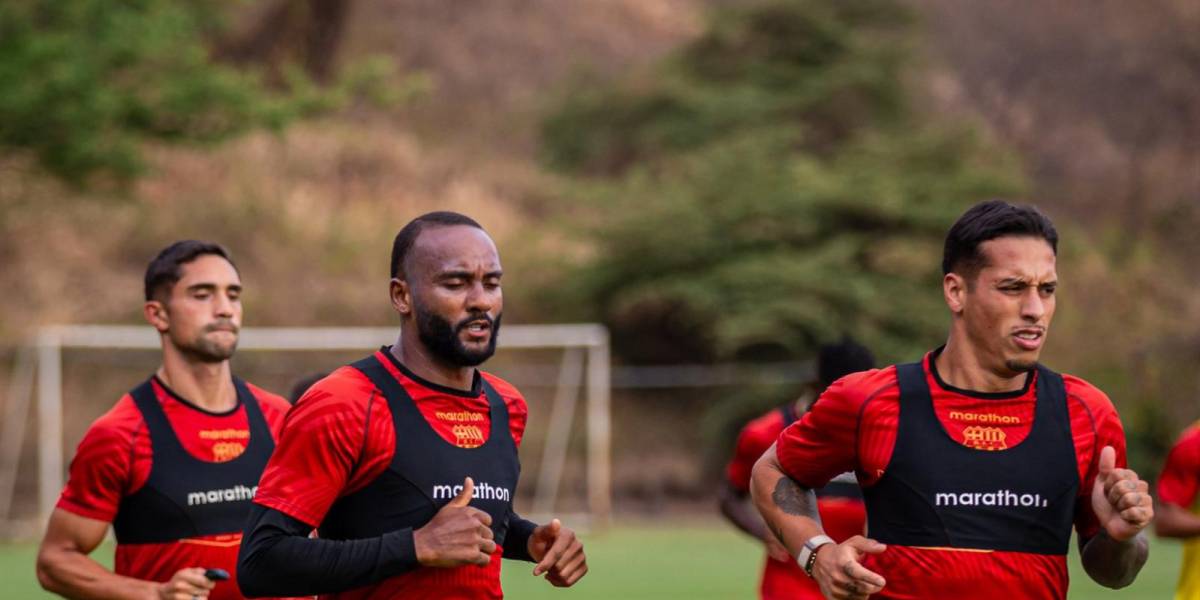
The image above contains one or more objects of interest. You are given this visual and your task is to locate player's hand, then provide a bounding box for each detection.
[414,477,496,567]
[528,518,588,587]
[156,567,214,600]
[811,536,887,600]
[764,535,791,562]
[1091,445,1154,542]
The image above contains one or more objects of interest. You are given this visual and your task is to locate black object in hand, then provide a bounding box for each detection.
[204,568,230,582]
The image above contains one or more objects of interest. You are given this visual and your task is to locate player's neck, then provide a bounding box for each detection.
[936,337,1027,394]
[391,333,476,392]
[157,347,237,412]
[792,384,818,414]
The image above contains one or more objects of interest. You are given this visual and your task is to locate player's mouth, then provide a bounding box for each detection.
[1011,327,1045,351]
[460,319,492,342]
[205,326,239,339]
[206,320,239,334]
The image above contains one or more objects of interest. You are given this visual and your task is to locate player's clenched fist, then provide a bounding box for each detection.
[1091,445,1154,541]
[812,535,887,600]
[157,567,214,600]
[528,518,588,587]
[414,477,496,567]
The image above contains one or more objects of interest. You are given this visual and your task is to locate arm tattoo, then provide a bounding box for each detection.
[767,519,785,543]
[772,476,817,518]
[1080,531,1149,589]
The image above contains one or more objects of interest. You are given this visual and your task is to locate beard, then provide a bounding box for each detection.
[181,322,239,363]
[1005,358,1037,373]
[415,306,501,368]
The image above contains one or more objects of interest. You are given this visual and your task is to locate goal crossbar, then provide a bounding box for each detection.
[29,324,611,528]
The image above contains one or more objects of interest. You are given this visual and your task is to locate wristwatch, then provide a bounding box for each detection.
[797,534,835,577]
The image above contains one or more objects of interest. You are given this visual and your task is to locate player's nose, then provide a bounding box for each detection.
[1019,288,1045,321]
[213,293,236,318]
[464,281,496,313]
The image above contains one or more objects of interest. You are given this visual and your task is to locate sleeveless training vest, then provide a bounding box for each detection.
[112,377,274,544]
[319,355,521,547]
[862,362,1079,554]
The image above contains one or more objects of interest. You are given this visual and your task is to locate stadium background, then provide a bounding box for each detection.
[0,0,1197,597]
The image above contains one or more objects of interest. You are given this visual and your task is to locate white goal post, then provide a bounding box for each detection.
[18,324,610,530]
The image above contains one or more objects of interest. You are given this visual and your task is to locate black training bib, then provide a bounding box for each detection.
[112,377,274,544]
[319,355,521,546]
[862,361,1079,554]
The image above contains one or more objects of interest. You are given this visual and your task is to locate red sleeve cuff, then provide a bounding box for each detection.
[253,495,321,529]
[55,497,117,523]
[1156,484,1197,508]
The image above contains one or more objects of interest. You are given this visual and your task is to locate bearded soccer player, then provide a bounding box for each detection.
[36,241,294,600]
[1155,422,1200,599]
[237,211,588,598]
[720,339,874,600]
[751,200,1152,600]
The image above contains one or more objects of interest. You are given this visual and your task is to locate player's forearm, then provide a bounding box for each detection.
[1153,502,1200,538]
[718,483,771,541]
[36,547,157,600]
[237,504,419,597]
[749,446,823,555]
[1080,530,1149,589]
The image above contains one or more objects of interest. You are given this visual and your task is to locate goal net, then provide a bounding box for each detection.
[0,324,610,534]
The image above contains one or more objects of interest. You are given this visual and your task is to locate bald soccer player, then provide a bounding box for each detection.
[238,211,587,598]
[752,200,1152,600]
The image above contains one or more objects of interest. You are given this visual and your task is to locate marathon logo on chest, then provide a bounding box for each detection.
[432,481,511,503]
[186,485,258,506]
[935,489,1049,508]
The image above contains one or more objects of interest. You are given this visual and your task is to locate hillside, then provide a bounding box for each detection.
[0,0,1196,517]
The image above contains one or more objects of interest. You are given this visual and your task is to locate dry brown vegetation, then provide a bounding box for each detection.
[1,0,1197,511]
[0,0,703,339]
[914,0,1200,439]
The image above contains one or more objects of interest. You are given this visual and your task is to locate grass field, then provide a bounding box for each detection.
[1,523,1182,598]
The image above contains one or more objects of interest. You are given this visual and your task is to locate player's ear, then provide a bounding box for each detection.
[944,272,967,314]
[390,278,413,316]
[143,299,170,332]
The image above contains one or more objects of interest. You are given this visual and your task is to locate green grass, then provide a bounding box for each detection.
[2,523,1183,598]
[502,524,765,599]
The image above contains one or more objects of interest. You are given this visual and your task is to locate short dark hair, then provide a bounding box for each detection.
[942,199,1058,279]
[288,372,328,404]
[817,337,875,388]
[390,211,484,279]
[144,240,237,301]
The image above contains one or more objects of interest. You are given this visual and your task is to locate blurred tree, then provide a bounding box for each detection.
[540,0,1023,364]
[0,0,360,185]
[216,0,354,84]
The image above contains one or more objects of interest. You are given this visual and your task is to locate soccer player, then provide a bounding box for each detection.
[237,211,588,598]
[35,241,294,600]
[720,339,874,600]
[1155,421,1200,599]
[751,200,1153,600]
[286,372,327,404]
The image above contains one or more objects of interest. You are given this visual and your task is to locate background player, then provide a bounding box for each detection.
[720,338,874,600]
[751,200,1153,599]
[238,211,587,598]
[1156,421,1200,599]
[35,241,294,600]
[287,372,328,404]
